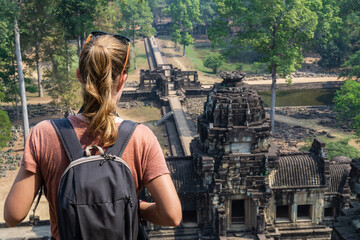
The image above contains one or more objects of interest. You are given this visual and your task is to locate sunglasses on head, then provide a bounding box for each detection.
[91,31,131,45]
[82,31,131,83]
[83,31,131,49]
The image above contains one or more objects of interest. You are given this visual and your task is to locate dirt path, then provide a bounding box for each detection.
[157,38,222,84]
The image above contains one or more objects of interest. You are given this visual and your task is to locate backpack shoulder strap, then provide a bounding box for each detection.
[51,118,84,162]
[107,120,139,158]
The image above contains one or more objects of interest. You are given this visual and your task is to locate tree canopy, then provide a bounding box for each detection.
[118,0,155,69]
[209,0,320,133]
[164,0,200,56]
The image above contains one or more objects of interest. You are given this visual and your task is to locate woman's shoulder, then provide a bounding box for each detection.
[133,123,155,138]
[129,123,159,144]
[31,120,55,134]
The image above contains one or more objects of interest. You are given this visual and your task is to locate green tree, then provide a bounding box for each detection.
[164,0,200,56]
[314,0,360,68]
[41,23,81,110]
[118,0,155,69]
[313,0,348,68]
[340,50,360,80]
[210,0,320,133]
[334,80,360,138]
[94,1,122,33]
[203,53,224,73]
[199,0,217,35]
[56,0,99,55]
[21,0,55,97]
[0,1,18,104]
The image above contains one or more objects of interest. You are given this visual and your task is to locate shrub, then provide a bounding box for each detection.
[0,110,12,148]
[300,137,360,160]
[203,53,224,74]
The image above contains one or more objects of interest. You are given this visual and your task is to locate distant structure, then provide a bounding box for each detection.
[121,36,206,101]
[146,71,355,240]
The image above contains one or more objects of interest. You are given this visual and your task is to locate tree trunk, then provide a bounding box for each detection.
[77,35,81,56]
[183,44,186,57]
[49,53,64,93]
[33,25,43,97]
[270,63,277,134]
[12,56,19,121]
[66,40,70,76]
[80,35,84,52]
[133,30,137,70]
[14,18,30,142]
[35,41,43,97]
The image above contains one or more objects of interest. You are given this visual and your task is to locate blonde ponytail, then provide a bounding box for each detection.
[79,35,130,146]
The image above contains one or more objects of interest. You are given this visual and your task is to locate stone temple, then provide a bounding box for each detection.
[145,71,356,239]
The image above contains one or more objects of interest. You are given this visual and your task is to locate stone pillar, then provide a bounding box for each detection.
[291,204,297,222]
[140,70,144,87]
[218,213,227,236]
[257,215,265,233]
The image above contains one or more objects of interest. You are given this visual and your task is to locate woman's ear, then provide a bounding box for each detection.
[116,74,128,92]
[77,68,84,83]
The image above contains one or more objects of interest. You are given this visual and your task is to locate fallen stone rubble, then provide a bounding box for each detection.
[276,106,353,132]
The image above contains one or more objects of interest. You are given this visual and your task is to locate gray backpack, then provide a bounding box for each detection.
[51,119,139,240]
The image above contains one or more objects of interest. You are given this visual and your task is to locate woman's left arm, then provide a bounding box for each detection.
[4,165,42,227]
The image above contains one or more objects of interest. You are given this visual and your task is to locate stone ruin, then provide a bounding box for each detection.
[136,65,202,99]
[144,71,357,239]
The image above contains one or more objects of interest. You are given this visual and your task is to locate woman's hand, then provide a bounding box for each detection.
[139,174,182,226]
[4,165,42,227]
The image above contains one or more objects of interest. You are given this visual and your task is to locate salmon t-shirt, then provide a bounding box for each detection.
[21,114,170,239]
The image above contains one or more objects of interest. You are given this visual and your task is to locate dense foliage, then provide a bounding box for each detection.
[334,80,360,137]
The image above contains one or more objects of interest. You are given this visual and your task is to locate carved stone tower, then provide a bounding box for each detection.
[192,71,278,236]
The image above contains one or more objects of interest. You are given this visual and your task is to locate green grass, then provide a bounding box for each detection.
[128,41,148,73]
[185,41,267,75]
[300,137,360,160]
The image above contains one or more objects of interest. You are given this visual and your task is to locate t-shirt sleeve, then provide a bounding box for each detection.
[21,121,46,174]
[140,125,170,185]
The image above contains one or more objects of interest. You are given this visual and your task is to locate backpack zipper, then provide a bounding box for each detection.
[126,194,134,208]
[99,154,116,166]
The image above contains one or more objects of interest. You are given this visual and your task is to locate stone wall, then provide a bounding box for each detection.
[1,104,67,122]
[0,125,23,178]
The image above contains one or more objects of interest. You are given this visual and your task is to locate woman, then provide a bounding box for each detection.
[4,31,182,239]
